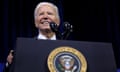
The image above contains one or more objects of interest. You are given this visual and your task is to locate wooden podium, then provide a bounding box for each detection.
[9,37,116,72]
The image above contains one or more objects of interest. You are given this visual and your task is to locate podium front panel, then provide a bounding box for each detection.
[11,38,116,72]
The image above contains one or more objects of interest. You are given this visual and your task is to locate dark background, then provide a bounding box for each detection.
[0,0,120,69]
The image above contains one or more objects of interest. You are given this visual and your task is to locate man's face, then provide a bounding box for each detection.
[35,5,60,31]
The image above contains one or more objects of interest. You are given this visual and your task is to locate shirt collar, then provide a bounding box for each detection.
[37,33,56,40]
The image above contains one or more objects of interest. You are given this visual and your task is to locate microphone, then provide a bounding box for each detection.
[50,22,73,40]
[49,22,63,39]
[62,22,73,40]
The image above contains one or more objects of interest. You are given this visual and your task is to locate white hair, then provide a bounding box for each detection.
[34,2,60,20]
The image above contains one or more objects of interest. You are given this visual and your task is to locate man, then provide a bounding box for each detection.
[34,1,60,40]
[4,1,61,71]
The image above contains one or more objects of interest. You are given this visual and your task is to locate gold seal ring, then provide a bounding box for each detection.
[47,46,87,72]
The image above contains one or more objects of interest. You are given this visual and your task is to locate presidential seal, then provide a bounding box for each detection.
[47,46,87,72]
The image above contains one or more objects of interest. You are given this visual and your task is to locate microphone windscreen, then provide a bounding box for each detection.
[50,22,58,32]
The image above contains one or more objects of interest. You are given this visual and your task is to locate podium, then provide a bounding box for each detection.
[10,37,117,72]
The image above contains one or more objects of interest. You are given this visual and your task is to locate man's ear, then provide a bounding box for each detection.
[35,23,38,28]
[56,19,60,27]
[35,20,39,28]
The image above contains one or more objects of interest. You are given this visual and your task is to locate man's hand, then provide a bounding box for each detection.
[7,50,14,64]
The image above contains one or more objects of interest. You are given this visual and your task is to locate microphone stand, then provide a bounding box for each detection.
[50,22,73,40]
[62,22,73,40]
[50,22,63,40]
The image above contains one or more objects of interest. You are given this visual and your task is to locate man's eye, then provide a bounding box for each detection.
[48,12,53,15]
[39,13,43,16]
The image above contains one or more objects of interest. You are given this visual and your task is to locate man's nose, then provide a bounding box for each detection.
[43,15,49,20]
[43,17,48,20]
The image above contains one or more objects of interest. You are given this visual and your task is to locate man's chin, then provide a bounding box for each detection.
[40,28,51,31]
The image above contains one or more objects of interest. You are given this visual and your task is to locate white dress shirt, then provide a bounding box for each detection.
[37,32,56,40]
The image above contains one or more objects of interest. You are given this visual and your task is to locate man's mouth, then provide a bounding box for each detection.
[41,21,50,25]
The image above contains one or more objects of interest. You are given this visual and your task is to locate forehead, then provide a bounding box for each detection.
[38,5,56,12]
